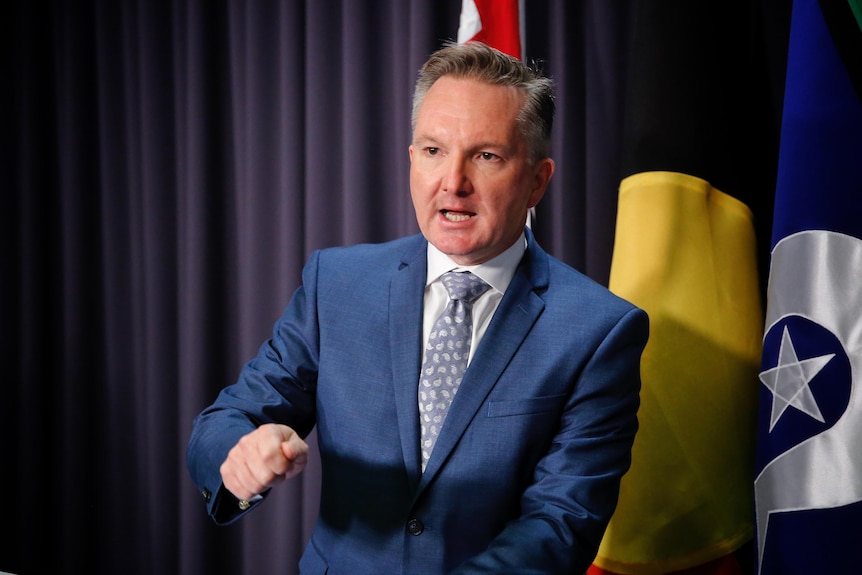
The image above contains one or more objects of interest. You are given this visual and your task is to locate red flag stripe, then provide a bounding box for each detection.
[458,0,521,59]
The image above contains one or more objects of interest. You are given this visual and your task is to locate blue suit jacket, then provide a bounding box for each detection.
[187,229,648,575]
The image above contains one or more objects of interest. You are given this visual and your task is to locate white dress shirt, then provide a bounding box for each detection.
[422,233,526,365]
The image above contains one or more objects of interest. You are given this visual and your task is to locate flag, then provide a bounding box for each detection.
[593,1,782,573]
[754,0,862,573]
[457,0,522,60]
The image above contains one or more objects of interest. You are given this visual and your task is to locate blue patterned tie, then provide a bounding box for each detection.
[418,271,491,470]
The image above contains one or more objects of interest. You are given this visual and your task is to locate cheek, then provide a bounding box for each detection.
[409,176,431,218]
[410,168,435,201]
[409,172,421,201]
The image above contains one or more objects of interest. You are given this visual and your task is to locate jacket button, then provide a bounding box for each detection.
[201,488,211,503]
[406,518,424,536]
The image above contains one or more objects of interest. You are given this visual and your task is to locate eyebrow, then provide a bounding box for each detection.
[412,135,441,147]
[412,134,511,154]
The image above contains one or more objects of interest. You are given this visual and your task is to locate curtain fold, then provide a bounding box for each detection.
[4,1,638,573]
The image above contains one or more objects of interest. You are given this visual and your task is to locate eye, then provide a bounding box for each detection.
[480,152,500,162]
[426,147,440,156]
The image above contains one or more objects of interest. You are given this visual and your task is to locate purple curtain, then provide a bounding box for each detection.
[2,1,637,573]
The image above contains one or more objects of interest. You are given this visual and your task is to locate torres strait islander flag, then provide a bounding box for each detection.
[754,0,862,573]
[457,0,523,60]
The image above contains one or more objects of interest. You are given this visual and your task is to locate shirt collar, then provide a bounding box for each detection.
[425,233,526,295]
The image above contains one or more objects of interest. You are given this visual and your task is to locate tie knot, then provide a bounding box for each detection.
[440,271,490,304]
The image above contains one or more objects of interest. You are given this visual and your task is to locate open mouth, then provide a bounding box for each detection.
[441,210,473,222]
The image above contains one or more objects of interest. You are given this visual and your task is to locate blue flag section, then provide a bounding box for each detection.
[754,0,862,574]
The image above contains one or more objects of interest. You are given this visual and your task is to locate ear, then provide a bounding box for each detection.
[527,158,555,208]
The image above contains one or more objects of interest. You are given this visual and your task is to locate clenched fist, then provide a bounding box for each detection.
[220,423,309,501]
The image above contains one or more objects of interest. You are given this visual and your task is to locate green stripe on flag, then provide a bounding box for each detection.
[850,0,862,31]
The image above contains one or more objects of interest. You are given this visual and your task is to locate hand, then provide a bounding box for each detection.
[220,423,309,501]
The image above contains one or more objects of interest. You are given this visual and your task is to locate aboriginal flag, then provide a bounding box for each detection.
[593,1,785,573]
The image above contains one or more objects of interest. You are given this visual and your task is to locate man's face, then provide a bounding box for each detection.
[409,76,554,266]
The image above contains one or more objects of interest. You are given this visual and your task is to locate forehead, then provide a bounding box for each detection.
[416,76,525,133]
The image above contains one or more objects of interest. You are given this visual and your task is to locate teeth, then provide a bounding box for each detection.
[443,211,471,222]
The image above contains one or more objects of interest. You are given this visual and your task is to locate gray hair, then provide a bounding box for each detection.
[411,41,555,163]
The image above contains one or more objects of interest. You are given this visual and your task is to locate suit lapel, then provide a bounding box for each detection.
[418,235,550,485]
[388,238,428,491]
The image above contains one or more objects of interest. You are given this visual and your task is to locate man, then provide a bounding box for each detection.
[187,41,649,574]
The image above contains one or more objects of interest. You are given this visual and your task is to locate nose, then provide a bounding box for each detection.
[441,156,472,196]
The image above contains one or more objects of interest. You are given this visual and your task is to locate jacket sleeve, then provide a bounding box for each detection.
[185,251,323,525]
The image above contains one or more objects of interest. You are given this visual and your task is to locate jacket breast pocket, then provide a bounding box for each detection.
[485,393,566,418]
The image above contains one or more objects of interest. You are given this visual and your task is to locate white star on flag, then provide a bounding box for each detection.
[759,325,834,431]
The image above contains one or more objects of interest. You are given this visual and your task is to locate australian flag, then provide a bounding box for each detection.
[754,0,862,573]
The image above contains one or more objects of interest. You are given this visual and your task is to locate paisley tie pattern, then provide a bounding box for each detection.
[418,271,490,470]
